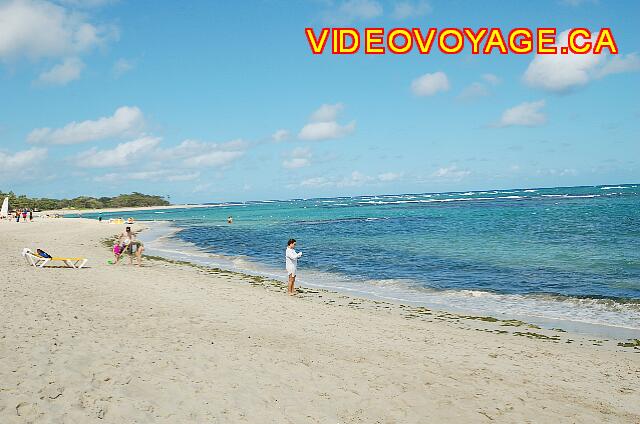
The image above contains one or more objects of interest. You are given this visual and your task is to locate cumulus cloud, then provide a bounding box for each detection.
[28,106,145,145]
[597,53,640,78]
[523,29,639,93]
[392,1,431,19]
[310,103,344,123]
[283,147,311,169]
[497,100,546,127]
[0,147,47,173]
[431,165,471,181]
[36,57,84,85]
[411,71,450,96]
[272,129,290,142]
[298,121,356,141]
[0,0,115,61]
[153,139,247,169]
[323,0,383,24]
[75,136,160,168]
[298,103,355,141]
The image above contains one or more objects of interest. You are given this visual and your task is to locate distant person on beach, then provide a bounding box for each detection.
[117,226,145,266]
[285,239,303,296]
[21,209,27,222]
[29,210,33,222]
[227,216,233,224]
[98,214,102,222]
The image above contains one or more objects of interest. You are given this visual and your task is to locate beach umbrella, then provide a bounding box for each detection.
[1,197,8,218]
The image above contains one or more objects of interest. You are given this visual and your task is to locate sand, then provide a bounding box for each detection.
[0,218,638,423]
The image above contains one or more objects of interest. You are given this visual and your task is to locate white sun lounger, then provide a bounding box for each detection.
[22,248,88,269]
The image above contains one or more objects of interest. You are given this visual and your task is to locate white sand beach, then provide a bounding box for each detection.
[1,218,639,423]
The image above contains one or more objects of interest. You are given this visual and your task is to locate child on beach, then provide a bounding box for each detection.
[285,239,302,296]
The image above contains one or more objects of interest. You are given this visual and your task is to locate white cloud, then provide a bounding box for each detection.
[523,29,639,93]
[112,58,134,77]
[298,121,355,141]
[94,170,200,183]
[597,53,640,78]
[411,71,450,96]
[0,147,47,173]
[378,171,402,182]
[272,129,290,142]
[299,176,332,188]
[431,165,471,181]
[310,103,344,123]
[75,136,160,168]
[324,0,382,24]
[298,103,355,141]
[0,0,114,61]
[182,150,244,168]
[392,1,431,19]
[295,170,400,189]
[153,139,247,169]
[297,174,365,189]
[283,147,311,169]
[36,57,84,85]
[28,106,145,145]
[497,100,546,127]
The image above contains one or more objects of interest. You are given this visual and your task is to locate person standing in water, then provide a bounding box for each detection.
[285,239,302,296]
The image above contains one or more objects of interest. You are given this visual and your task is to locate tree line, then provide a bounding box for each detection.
[0,191,170,211]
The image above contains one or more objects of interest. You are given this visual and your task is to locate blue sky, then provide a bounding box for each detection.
[1,0,639,203]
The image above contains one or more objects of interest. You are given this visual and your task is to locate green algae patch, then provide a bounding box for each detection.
[617,339,640,348]
[513,331,561,341]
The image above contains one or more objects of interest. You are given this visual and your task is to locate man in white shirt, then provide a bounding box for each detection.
[285,238,303,295]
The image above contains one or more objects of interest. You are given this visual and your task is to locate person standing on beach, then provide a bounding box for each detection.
[285,239,302,296]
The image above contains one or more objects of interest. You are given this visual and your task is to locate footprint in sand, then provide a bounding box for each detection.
[15,401,39,420]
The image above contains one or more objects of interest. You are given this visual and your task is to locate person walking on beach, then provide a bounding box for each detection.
[285,239,302,296]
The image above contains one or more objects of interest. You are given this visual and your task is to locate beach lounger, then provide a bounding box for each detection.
[22,248,88,269]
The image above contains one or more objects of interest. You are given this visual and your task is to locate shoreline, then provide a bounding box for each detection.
[1,217,639,422]
[42,203,221,216]
[137,219,640,340]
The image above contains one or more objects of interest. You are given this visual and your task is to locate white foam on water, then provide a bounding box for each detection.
[139,221,640,338]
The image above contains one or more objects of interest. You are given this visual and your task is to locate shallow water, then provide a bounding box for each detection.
[76,184,640,334]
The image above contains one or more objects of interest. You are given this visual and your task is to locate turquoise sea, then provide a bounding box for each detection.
[76,184,640,335]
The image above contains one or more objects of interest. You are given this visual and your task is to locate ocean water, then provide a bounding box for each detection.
[76,184,640,335]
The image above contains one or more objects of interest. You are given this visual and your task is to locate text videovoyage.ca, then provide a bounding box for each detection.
[305,27,618,55]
